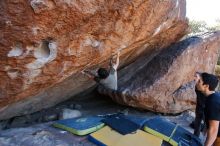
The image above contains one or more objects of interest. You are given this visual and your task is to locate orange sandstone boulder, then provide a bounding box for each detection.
[0,0,188,119]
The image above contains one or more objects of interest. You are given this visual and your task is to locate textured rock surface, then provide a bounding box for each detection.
[99,32,220,113]
[59,108,82,120]
[0,122,96,146]
[0,0,188,120]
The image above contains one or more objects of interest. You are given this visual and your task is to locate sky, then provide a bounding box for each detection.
[186,0,220,26]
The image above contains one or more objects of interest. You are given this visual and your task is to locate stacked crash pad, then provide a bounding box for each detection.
[53,116,104,136]
[53,115,202,146]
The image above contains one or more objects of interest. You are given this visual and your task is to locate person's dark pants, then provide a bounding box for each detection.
[193,112,203,137]
[194,90,206,137]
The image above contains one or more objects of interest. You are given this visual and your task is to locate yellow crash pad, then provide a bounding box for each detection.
[113,130,162,146]
[89,126,162,146]
[89,126,123,145]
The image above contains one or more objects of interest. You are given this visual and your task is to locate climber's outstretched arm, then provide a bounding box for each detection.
[81,70,96,79]
[110,51,120,70]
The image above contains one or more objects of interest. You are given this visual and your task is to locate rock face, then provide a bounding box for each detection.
[99,32,220,113]
[0,0,188,120]
[0,123,96,146]
[59,109,82,120]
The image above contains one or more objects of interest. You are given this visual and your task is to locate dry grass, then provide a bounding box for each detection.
[215,65,220,91]
[215,65,220,78]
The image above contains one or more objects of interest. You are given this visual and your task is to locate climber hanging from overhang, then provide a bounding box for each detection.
[81,51,120,91]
